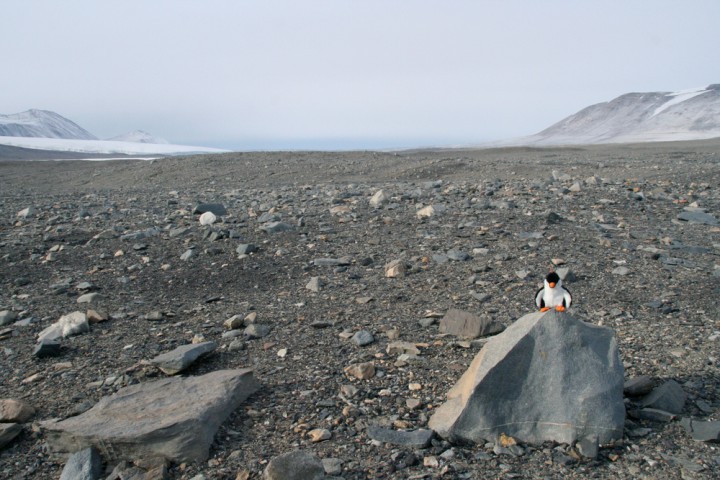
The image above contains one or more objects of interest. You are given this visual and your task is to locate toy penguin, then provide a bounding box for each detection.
[535,271,572,312]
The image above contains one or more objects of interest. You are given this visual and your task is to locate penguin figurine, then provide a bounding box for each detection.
[535,271,572,312]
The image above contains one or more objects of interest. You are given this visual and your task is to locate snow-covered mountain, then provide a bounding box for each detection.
[0,109,97,140]
[516,84,720,146]
[107,130,169,144]
[0,109,227,156]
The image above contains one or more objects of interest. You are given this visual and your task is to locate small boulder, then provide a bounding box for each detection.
[148,341,218,375]
[0,423,22,449]
[59,447,102,480]
[264,450,325,480]
[439,309,505,339]
[0,399,35,423]
[639,380,686,414]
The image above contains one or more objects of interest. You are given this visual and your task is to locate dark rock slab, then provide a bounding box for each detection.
[624,375,654,397]
[41,369,260,463]
[429,310,625,445]
[0,423,22,449]
[148,341,217,375]
[367,425,434,448]
[680,418,720,442]
[639,380,686,414]
[677,209,718,225]
[193,203,227,216]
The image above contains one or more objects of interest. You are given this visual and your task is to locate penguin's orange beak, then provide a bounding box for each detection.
[549,282,556,288]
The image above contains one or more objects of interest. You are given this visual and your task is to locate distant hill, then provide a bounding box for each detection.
[107,130,169,144]
[514,84,720,146]
[0,109,97,140]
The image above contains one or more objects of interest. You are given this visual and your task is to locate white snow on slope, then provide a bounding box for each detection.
[652,86,710,117]
[0,136,229,156]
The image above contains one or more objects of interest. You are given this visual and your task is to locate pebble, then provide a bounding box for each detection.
[351,330,375,347]
[344,362,375,380]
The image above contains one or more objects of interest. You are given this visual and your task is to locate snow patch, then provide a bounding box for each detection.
[0,136,229,156]
[652,86,710,117]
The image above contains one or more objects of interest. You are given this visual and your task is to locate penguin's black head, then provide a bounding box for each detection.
[546,272,560,284]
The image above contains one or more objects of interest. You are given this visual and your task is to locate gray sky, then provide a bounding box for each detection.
[3,0,719,150]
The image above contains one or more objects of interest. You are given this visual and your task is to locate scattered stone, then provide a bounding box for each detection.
[680,418,720,443]
[260,221,294,233]
[344,362,375,380]
[0,423,22,449]
[236,244,258,255]
[639,380,686,414]
[439,309,505,339]
[224,315,244,330]
[366,425,434,448]
[180,249,195,261]
[416,204,445,218]
[624,375,654,397]
[631,408,676,423]
[77,292,100,304]
[193,203,227,216]
[387,341,421,356]
[148,341,218,375]
[429,310,625,445]
[351,330,375,347]
[33,340,62,358]
[59,446,102,480]
[313,257,351,267]
[264,450,325,480]
[306,277,324,292]
[41,369,260,463]
[612,266,629,276]
[576,435,599,459]
[0,311,17,326]
[85,309,107,324]
[307,428,331,442]
[678,209,718,225]
[321,457,343,476]
[0,399,35,423]
[369,189,389,207]
[384,259,407,278]
[244,324,271,339]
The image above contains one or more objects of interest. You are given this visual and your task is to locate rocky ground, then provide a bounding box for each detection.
[1,140,719,479]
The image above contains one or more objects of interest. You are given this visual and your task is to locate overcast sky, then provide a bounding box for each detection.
[2,1,719,150]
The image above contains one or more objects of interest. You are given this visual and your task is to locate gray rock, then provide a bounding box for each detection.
[576,435,599,459]
[59,447,102,480]
[260,221,294,233]
[180,249,195,261]
[0,399,35,423]
[313,257,351,267]
[236,244,258,255]
[439,309,505,339]
[351,330,375,347]
[244,324,271,339]
[640,380,686,414]
[264,450,325,480]
[148,341,218,375]
[366,426,434,448]
[632,408,676,423]
[33,339,62,358]
[41,369,260,463]
[0,423,22,449]
[447,250,471,261]
[0,310,17,326]
[612,266,630,276]
[624,376,654,396]
[369,189,389,207]
[306,277,324,292]
[678,209,718,225]
[321,457,343,476]
[120,227,160,241]
[680,418,720,443]
[77,292,100,304]
[429,310,625,445]
[193,203,227,216]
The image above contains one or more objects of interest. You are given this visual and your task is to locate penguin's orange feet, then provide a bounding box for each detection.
[540,307,550,312]
[555,305,566,312]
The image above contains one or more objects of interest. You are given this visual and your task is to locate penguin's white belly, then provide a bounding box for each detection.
[543,289,567,307]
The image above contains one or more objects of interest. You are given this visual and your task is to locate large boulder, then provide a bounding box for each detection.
[429,310,625,445]
[41,369,260,463]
